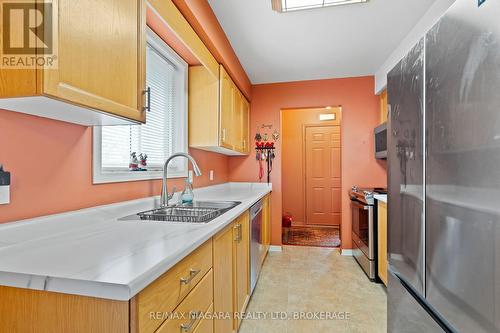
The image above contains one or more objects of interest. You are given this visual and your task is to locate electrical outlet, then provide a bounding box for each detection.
[0,165,10,205]
[209,170,214,181]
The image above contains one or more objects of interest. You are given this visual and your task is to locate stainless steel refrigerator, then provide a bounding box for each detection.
[387,0,500,332]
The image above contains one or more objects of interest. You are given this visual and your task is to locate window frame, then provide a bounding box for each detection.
[92,28,188,184]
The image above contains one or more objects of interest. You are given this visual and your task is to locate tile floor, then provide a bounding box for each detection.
[239,246,387,333]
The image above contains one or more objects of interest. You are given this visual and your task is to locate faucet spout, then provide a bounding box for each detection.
[161,153,202,207]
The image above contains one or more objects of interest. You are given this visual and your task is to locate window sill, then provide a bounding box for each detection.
[92,170,188,184]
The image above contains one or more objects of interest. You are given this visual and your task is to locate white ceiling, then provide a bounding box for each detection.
[208,0,436,84]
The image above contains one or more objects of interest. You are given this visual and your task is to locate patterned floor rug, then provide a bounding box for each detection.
[282,226,341,248]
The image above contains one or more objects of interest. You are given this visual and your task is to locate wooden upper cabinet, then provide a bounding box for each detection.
[189,64,250,156]
[213,212,251,333]
[0,0,146,126]
[232,90,244,152]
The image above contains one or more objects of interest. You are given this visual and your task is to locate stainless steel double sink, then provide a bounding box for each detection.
[120,201,241,223]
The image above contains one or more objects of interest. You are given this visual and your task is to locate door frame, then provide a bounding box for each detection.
[302,123,342,227]
[280,106,343,245]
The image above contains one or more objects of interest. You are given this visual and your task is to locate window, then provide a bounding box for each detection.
[93,29,188,184]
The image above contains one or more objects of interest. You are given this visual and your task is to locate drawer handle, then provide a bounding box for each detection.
[180,311,202,333]
[143,87,151,112]
[180,268,201,285]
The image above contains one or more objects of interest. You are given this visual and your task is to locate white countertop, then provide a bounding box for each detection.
[0,182,271,301]
[374,194,387,203]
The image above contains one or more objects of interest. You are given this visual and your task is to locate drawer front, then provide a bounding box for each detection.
[193,303,214,333]
[136,240,213,333]
[156,270,213,333]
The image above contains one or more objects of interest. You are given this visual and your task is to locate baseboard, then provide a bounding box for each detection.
[269,245,283,252]
[341,249,353,256]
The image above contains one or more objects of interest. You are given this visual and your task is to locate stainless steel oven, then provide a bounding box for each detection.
[350,188,377,280]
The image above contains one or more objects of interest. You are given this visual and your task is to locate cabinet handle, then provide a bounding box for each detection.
[243,140,246,150]
[143,87,151,112]
[180,268,201,285]
[180,311,201,332]
[222,128,226,142]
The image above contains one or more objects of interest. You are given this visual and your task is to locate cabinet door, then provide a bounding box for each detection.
[220,66,234,150]
[213,224,234,333]
[241,97,250,154]
[232,90,244,152]
[234,212,250,330]
[377,201,388,285]
[43,0,146,122]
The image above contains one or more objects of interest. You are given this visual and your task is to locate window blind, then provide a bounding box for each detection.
[101,43,177,170]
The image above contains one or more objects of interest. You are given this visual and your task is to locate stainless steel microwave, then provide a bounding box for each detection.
[374,122,387,159]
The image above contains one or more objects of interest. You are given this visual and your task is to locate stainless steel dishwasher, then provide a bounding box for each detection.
[250,199,263,294]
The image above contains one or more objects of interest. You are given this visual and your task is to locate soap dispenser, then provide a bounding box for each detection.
[181,171,194,204]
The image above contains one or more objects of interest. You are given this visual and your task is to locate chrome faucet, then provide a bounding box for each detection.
[161,152,202,207]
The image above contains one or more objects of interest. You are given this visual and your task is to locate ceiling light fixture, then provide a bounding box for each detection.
[272,0,368,13]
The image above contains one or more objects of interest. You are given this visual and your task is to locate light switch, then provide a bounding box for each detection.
[0,186,10,205]
[209,170,214,181]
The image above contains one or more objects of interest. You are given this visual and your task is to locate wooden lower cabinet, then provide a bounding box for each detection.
[131,240,213,333]
[260,194,272,265]
[155,270,213,333]
[213,212,251,333]
[377,201,388,286]
[193,304,214,333]
[0,209,255,333]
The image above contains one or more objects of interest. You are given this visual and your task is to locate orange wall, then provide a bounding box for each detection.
[229,76,387,249]
[0,110,229,223]
[0,1,255,224]
[282,107,341,225]
[172,0,252,100]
